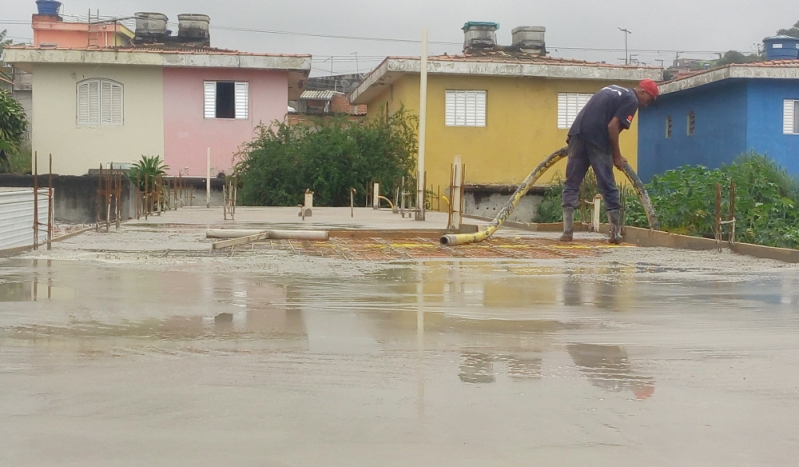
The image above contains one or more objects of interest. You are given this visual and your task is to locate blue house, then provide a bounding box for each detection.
[638,59,799,182]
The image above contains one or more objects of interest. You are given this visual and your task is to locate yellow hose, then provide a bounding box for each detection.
[440,147,660,246]
[376,195,395,211]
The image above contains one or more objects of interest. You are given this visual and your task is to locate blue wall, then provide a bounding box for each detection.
[746,80,799,174]
[638,81,748,182]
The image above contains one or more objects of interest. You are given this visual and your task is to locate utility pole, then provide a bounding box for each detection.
[618,27,632,65]
[415,29,429,222]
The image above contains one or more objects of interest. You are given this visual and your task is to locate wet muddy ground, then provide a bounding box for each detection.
[2,222,799,466]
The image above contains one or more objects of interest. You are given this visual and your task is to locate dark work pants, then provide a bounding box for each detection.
[561,136,621,212]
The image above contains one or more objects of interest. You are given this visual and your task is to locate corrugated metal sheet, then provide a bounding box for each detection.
[300,90,339,101]
[0,188,51,252]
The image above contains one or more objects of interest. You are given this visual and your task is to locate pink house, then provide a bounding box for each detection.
[5,5,311,177]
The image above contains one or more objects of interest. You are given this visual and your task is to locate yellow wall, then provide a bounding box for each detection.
[366,74,641,203]
[31,64,165,175]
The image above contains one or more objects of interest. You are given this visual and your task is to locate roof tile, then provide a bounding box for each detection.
[7,44,310,58]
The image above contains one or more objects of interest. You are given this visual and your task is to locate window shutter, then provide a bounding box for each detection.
[445,90,486,127]
[111,83,123,124]
[235,82,249,119]
[204,81,216,119]
[445,91,456,126]
[557,94,568,128]
[795,101,799,134]
[473,91,486,127]
[101,81,113,124]
[557,93,593,129]
[88,80,100,125]
[77,82,90,124]
[455,91,466,126]
[784,99,795,135]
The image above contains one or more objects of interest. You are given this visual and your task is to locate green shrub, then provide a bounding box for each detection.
[625,153,799,248]
[537,153,799,249]
[234,109,418,207]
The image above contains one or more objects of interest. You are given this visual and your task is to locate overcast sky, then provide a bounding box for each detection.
[2,0,793,75]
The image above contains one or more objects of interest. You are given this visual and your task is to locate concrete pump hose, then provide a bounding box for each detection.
[621,160,660,231]
[439,147,660,246]
[440,147,568,246]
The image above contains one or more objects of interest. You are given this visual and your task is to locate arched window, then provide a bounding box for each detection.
[77,79,123,126]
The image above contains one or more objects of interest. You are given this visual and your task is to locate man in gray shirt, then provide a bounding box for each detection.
[561,79,658,244]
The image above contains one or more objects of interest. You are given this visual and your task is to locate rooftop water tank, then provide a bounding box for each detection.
[177,14,211,43]
[134,12,168,42]
[462,22,499,52]
[763,35,799,60]
[512,26,546,53]
[35,0,62,16]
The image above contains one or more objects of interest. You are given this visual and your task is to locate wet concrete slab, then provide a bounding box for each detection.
[126,206,484,232]
[1,256,799,466]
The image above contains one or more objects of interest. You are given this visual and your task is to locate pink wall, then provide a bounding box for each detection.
[162,68,289,177]
[32,16,125,47]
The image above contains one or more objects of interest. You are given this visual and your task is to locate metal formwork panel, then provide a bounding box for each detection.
[0,188,51,252]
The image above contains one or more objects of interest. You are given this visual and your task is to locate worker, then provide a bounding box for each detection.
[560,79,658,244]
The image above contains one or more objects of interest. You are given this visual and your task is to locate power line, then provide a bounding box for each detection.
[0,18,750,55]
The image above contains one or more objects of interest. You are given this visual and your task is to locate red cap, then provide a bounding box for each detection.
[639,79,659,99]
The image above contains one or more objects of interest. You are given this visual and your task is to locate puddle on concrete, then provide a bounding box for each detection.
[1,257,799,465]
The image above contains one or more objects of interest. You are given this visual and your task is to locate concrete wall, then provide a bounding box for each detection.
[365,74,641,209]
[163,68,289,177]
[638,80,749,182]
[0,174,136,224]
[31,63,165,176]
[746,80,799,174]
[464,188,545,223]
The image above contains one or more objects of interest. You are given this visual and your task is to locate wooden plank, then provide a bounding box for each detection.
[212,232,269,250]
[328,230,450,239]
[733,242,799,263]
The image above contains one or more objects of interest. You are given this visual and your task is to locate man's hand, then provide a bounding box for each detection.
[613,155,627,170]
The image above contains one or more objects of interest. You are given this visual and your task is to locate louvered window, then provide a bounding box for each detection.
[557,93,592,129]
[445,90,486,127]
[204,81,249,119]
[784,99,799,135]
[77,79,123,126]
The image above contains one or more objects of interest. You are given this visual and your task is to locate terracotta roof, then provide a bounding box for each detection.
[658,59,799,95]
[426,50,661,69]
[7,44,310,58]
[350,52,663,105]
[661,59,799,86]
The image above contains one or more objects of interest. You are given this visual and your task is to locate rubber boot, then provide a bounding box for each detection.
[559,207,575,242]
[608,209,623,245]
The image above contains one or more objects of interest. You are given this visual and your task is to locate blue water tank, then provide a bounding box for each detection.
[35,0,62,16]
[763,35,799,60]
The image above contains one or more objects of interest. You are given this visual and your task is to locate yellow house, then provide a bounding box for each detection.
[350,25,662,212]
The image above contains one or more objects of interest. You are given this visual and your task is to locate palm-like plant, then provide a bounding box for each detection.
[128,155,169,191]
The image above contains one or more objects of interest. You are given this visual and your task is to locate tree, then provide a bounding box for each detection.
[716,50,761,66]
[0,30,13,82]
[0,89,28,172]
[777,20,799,38]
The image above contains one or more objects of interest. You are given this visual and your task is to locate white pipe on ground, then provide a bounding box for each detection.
[206,229,329,241]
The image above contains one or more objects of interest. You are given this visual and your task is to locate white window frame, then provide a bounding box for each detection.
[445,90,486,127]
[204,81,249,120]
[77,79,123,126]
[557,93,592,129]
[784,99,799,135]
